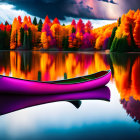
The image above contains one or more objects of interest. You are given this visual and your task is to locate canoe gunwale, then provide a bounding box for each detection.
[0,70,111,85]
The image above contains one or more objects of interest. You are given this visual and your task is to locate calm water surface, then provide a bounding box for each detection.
[0,51,140,140]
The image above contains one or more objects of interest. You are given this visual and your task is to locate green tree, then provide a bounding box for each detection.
[118,17,121,26]
[117,37,129,52]
[28,28,32,50]
[33,17,37,25]
[38,19,43,31]
[110,38,119,52]
[5,21,9,25]
[23,32,28,49]
[72,27,76,33]
[108,26,117,49]
[62,36,69,50]
[0,31,10,50]
[110,37,130,52]
[20,27,24,46]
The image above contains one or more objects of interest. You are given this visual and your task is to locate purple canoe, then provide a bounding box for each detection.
[0,70,111,95]
[0,86,110,115]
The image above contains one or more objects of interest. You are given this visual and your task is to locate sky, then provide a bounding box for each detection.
[0,0,140,23]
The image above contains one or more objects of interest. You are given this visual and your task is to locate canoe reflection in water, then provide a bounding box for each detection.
[0,86,110,115]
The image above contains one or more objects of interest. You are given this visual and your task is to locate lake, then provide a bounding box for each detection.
[0,51,140,140]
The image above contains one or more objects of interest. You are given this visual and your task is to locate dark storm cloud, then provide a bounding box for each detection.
[0,0,96,19]
[1,0,140,20]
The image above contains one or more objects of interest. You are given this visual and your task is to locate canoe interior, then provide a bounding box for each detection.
[0,70,109,85]
[49,71,109,84]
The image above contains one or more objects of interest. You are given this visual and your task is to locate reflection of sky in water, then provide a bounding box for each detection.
[0,83,140,139]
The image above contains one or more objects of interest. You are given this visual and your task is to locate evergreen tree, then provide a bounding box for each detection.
[28,28,32,50]
[20,28,24,45]
[4,31,10,50]
[118,17,121,26]
[38,19,43,31]
[0,31,10,50]
[110,37,130,52]
[72,27,76,33]
[23,32,28,49]
[110,38,118,52]
[108,26,117,49]
[33,17,37,25]
[0,31,5,50]
[117,37,130,52]
[62,36,69,50]
[5,21,9,25]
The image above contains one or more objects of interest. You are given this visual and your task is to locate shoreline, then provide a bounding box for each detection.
[0,50,140,54]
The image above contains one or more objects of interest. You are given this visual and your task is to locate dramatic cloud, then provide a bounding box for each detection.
[0,0,96,20]
[0,0,140,21]
[0,3,41,23]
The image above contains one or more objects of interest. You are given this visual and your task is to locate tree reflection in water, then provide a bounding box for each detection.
[0,51,140,123]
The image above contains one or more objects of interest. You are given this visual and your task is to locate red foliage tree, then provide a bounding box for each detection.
[71,19,76,27]
[52,18,60,25]
[18,16,22,24]
[44,16,51,26]
[77,19,85,34]
[85,21,93,33]
[28,16,32,24]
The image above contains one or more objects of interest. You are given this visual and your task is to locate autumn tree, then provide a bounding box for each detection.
[44,16,52,27]
[82,33,93,49]
[76,19,85,48]
[71,19,76,35]
[85,21,93,33]
[133,15,140,48]
[52,18,60,25]
[51,24,62,48]
[77,19,85,34]
[71,19,76,27]
[10,17,21,49]
[69,33,77,49]
[18,16,22,24]
[28,16,32,24]
[41,23,54,49]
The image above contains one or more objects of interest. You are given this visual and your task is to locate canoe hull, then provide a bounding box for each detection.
[0,70,111,95]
